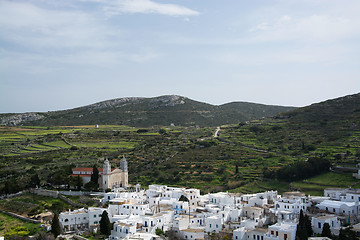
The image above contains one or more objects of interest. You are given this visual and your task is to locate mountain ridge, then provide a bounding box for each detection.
[0,95,295,127]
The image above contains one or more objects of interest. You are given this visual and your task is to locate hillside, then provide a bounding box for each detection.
[0,92,359,196]
[0,95,295,127]
[280,92,360,123]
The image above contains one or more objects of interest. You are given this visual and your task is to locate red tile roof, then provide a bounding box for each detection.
[72,167,116,173]
[73,167,103,172]
[70,174,92,177]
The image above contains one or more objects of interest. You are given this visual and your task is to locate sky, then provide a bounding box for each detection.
[1,0,360,113]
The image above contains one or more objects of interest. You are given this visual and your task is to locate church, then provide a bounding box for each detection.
[71,156,128,190]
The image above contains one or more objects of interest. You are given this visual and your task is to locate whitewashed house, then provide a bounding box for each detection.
[324,188,348,200]
[59,207,107,233]
[274,193,310,214]
[264,222,297,240]
[316,199,358,216]
[110,222,137,240]
[312,215,341,235]
[205,215,222,233]
[180,228,205,240]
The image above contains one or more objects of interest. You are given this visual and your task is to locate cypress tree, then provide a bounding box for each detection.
[91,165,99,187]
[321,223,332,238]
[76,174,82,191]
[30,174,41,188]
[304,214,313,237]
[51,213,61,238]
[100,210,112,236]
[296,210,307,240]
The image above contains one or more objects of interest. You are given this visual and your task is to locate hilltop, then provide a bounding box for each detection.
[0,95,295,127]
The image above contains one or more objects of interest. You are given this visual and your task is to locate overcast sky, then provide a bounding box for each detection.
[1,0,359,113]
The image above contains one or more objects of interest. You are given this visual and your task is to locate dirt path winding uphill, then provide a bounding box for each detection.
[214,127,220,137]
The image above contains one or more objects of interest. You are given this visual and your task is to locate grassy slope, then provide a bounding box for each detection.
[0,93,359,195]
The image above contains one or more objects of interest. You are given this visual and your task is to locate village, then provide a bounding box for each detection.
[54,158,360,240]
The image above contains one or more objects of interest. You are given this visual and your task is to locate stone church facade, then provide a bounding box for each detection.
[72,156,128,190]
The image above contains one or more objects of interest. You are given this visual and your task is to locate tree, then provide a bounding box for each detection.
[100,210,112,236]
[76,174,82,191]
[339,227,357,240]
[155,228,165,236]
[90,165,99,187]
[304,214,313,237]
[84,181,98,191]
[321,223,332,238]
[179,195,189,202]
[51,213,61,238]
[296,210,307,240]
[30,174,41,188]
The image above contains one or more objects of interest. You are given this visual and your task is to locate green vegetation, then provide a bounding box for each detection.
[0,212,41,237]
[0,193,74,216]
[0,93,359,198]
[0,95,295,127]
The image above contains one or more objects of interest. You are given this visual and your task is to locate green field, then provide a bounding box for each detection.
[0,212,41,237]
[290,172,360,196]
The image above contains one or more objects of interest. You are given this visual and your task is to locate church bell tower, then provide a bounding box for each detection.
[102,158,111,189]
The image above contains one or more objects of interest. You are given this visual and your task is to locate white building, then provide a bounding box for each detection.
[110,222,137,240]
[324,188,348,200]
[205,215,222,233]
[264,222,297,240]
[233,227,267,240]
[316,199,358,216]
[180,228,205,240]
[59,207,107,232]
[312,215,341,235]
[273,192,310,214]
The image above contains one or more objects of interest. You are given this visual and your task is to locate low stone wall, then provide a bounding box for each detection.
[30,188,59,198]
[59,191,89,196]
[73,235,89,240]
[0,191,24,200]
[58,194,85,208]
[1,210,40,224]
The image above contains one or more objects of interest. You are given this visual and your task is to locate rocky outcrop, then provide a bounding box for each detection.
[0,112,45,126]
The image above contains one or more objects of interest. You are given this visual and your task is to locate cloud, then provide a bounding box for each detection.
[84,0,199,17]
[0,1,123,50]
[249,14,358,43]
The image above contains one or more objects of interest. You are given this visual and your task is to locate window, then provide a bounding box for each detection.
[216,224,218,228]
[318,222,321,229]
[94,214,96,218]
[284,234,288,240]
